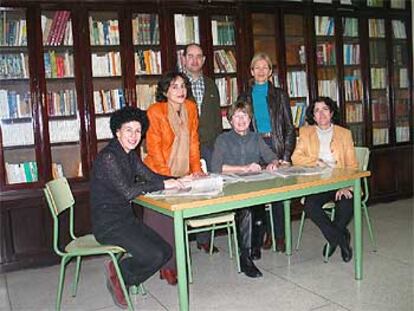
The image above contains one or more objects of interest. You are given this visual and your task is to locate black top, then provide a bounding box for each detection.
[90,139,167,236]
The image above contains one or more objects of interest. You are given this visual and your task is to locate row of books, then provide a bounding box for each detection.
[215,77,238,107]
[0,14,27,46]
[92,52,121,77]
[290,102,306,128]
[370,68,386,89]
[136,84,156,110]
[213,49,237,73]
[286,44,306,66]
[343,44,360,65]
[41,11,72,46]
[0,90,31,119]
[0,53,28,79]
[390,0,406,9]
[211,19,235,46]
[367,0,383,7]
[95,115,112,140]
[398,68,408,88]
[392,20,407,39]
[372,127,389,145]
[372,99,389,122]
[132,14,160,45]
[5,161,38,184]
[93,88,125,114]
[315,16,334,36]
[344,75,363,101]
[316,43,336,65]
[135,50,161,75]
[287,71,308,98]
[368,19,385,38]
[396,126,410,142]
[394,44,408,66]
[89,17,120,46]
[343,18,358,37]
[2,120,34,147]
[44,51,74,78]
[346,103,363,123]
[174,14,200,46]
[49,118,80,143]
[47,89,76,116]
[318,79,337,99]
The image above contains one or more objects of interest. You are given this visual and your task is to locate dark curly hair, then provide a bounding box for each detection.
[110,106,148,137]
[305,97,340,125]
[155,71,192,102]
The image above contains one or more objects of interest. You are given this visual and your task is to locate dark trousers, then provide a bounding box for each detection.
[95,218,172,286]
[304,191,354,246]
[251,202,285,248]
[236,208,252,254]
[196,143,215,244]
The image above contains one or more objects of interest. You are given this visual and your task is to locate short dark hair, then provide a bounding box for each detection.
[305,97,340,125]
[227,99,253,122]
[183,43,203,56]
[110,106,148,137]
[155,71,192,102]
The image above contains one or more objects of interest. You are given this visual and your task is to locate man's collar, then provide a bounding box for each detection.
[185,71,203,82]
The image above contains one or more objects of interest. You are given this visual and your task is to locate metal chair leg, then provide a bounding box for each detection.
[296,211,306,251]
[362,203,377,251]
[184,224,193,284]
[71,256,81,297]
[56,257,69,311]
[232,220,241,273]
[227,222,233,258]
[110,254,134,310]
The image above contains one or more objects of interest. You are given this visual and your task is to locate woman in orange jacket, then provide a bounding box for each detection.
[144,71,202,285]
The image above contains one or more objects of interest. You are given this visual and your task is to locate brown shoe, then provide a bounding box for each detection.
[197,242,219,254]
[104,261,128,309]
[262,233,273,250]
[159,268,177,285]
[276,238,286,253]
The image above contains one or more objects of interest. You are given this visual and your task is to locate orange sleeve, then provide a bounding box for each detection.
[145,104,171,176]
[291,127,319,167]
[343,130,358,169]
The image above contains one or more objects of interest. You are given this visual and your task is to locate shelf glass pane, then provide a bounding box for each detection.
[369,18,389,146]
[392,19,410,143]
[0,8,38,185]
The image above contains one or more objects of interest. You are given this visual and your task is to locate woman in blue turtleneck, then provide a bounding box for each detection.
[238,52,296,259]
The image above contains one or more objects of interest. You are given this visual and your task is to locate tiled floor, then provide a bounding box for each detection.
[1,198,413,311]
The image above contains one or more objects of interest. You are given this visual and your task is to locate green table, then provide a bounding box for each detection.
[134,168,370,311]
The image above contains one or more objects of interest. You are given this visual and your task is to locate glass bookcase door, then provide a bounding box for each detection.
[251,13,279,87]
[41,10,82,179]
[391,19,410,143]
[0,8,39,185]
[342,17,364,146]
[366,0,384,7]
[89,11,125,152]
[174,13,200,72]
[132,13,160,111]
[315,15,337,102]
[284,14,309,129]
[390,0,406,9]
[368,18,389,146]
[211,15,238,130]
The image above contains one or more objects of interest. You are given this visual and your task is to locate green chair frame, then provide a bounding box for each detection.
[44,177,141,311]
[295,147,377,260]
[185,212,241,283]
[264,203,277,252]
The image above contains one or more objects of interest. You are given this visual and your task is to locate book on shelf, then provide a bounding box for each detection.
[371,98,389,122]
[0,90,31,119]
[343,44,360,65]
[213,49,237,73]
[211,19,235,46]
[396,126,410,142]
[134,49,161,75]
[215,77,238,107]
[132,14,159,45]
[47,89,76,116]
[343,18,358,37]
[89,17,120,46]
[94,89,124,114]
[49,118,80,143]
[146,175,223,198]
[349,126,364,146]
[95,115,112,140]
[0,13,27,46]
[370,68,386,89]
[1,121,34,147]
[92,52,121,76]
[290,102,306,128]
[393,44,408,66]
[372,127,389,145]
[368,19,385,38]
[42,11,71,46]
[399,68,408,88]
[174,14,199,45]
[318,79,337,99]
[316,43,336,65]
[346,103,363,123]
[391,0,405,9]
[0,53,29,79]
[287,71,308,98]
[44,51,74,78]
[369,41,386,65]
[315,16,334,36]
[344,74,362,101]
[392,20,407,39]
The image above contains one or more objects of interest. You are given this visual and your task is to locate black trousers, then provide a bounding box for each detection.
[236,208,253,254]
[304,190,354,246]
[95,218,172,287]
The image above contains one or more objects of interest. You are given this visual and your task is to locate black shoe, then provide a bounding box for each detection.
[251,247,261,261]
[339,231,353,263]
[240,255,263,278]
[322,243,337,258]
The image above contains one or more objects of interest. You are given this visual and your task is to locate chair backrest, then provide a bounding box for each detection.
[44,177,75,216]
[354,147,370,171]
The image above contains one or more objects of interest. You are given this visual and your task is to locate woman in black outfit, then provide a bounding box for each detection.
[90,106,183,309]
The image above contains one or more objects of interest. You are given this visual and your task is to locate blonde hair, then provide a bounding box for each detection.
[250,52,273,70]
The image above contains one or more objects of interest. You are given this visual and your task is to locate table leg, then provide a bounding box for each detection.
[174,211,189,311]
[283,200,292,256]
[353,178,363,280]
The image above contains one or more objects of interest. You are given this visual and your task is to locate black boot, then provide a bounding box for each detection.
[240,251,263,278]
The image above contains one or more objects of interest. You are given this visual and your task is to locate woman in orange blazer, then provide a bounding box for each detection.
[144,71,202,285]
[292,97,357,263]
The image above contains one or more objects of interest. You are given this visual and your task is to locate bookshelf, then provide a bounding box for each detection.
[0,0,412,273]
[342,16,365,146]
[211,14,238,130]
